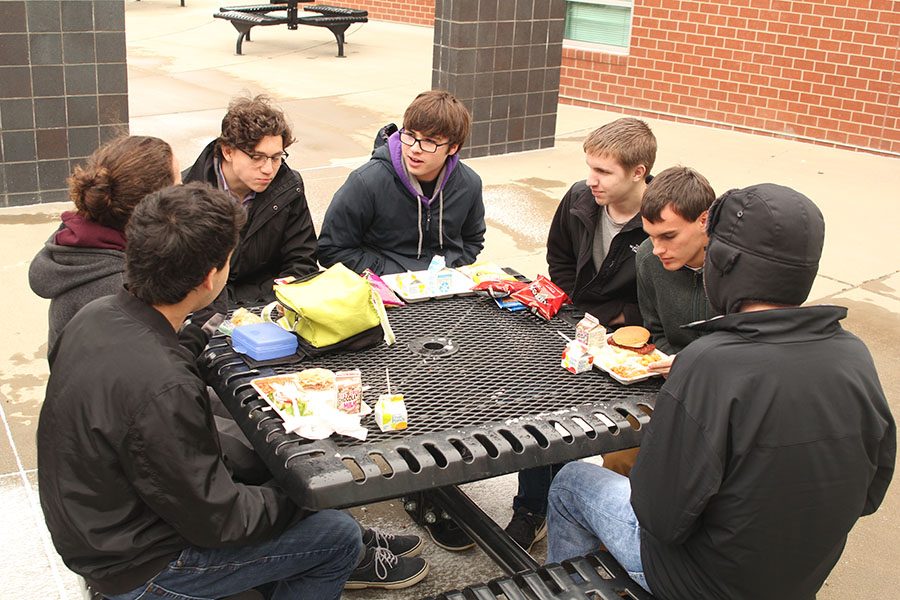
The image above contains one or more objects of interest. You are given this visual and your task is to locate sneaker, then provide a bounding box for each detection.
[505,507,547,551]
[425,519,475,552]
[362,527,423,557]
[344,546,429,590]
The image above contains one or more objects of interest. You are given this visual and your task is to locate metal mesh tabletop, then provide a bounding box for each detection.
[201,296,659,510]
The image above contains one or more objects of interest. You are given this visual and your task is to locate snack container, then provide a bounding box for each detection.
[335,369,363,414]
[374,394,408,431]
[561,341,594,374]
[231,322,298,361]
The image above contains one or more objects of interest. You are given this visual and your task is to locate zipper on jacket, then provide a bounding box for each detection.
[425,207,431,232]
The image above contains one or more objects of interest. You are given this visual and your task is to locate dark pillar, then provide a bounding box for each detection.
[433,0,565,158]
[0,0,129,207]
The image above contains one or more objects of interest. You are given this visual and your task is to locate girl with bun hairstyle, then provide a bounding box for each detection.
[29,135,180,350]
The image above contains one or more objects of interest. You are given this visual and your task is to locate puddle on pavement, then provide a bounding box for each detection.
[514,177,567,190]
[483,184,561,250]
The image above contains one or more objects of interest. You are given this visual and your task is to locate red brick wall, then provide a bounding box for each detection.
[336,0,434,26]
[354,0,898,155]
[559,0,899,155]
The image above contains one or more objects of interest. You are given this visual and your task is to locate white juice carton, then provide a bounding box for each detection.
[561,341,594,374]
[374,394,408,431]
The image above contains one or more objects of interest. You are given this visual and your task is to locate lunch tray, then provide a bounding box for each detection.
[201,296,659,510]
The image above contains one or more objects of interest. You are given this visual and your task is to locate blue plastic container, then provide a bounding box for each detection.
[231,322,298,361]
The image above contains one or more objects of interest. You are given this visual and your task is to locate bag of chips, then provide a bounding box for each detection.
[510,275,569,320]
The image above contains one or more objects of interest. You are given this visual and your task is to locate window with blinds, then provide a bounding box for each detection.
[564,0,633,50]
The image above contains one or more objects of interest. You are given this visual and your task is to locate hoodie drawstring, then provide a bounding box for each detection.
[416,198,423,259]
[439,190,444,250]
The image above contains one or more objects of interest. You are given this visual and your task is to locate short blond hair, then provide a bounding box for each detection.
[583,118,656,174]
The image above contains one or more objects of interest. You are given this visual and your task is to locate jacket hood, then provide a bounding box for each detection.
[29,239,125,300]
[687,304,846,343]
[55,211,126,251]
[384,131,459,206]
[704,183,824,315]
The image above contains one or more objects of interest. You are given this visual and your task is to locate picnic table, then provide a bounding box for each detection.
[214,0,367,56]
[199,294,660,589]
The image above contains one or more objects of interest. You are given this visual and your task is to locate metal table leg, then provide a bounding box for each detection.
[430,485,540,575]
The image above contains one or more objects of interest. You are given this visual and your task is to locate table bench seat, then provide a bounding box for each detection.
[424,551,656,600]
[214,3,367,57]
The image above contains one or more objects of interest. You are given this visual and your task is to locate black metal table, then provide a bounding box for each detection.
[200,295,659,575]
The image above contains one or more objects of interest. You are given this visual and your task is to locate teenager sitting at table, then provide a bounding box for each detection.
[318,89,486,276]
[37,183,363,600]
[636,165,719,375]
[29,135,179,351]
[182,94,318,308]
[546,183,895,599]
[503,119,658,555]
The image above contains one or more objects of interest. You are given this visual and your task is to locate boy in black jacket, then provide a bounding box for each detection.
[547,184,895,600]
[506,119,657,553]
[183,95,318,307]
[319,90,485,275]
[37,183,362,599]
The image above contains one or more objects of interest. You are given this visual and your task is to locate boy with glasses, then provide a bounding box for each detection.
[183,95,318,307]
[318,90,486,275]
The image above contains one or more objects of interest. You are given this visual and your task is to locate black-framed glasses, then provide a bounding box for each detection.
[240,148,289,167]
[399,129,450,153]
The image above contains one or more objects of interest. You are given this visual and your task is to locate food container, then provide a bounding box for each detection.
[576,313,607,353]
[335,369,363,414]
[374,394,408,431]
[231,322,298,361]
[298,368,338,409]
[561,340,594,374]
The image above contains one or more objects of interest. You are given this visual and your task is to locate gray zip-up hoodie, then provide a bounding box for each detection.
[318,132,486,275]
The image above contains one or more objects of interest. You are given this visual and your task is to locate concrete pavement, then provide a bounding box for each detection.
[1,1,897,598]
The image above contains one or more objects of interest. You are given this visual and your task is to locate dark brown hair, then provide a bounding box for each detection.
[125,182,246,305]
[583,118,657,174]
[68,135,175,231]
[642,166,716,223]
[217,94,295,156]
[403,90,472,148]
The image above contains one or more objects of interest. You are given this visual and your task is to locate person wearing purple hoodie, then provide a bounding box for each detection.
[29,135,180,351]
[318,90,486,275]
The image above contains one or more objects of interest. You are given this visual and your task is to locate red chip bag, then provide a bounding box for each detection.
[471,279,528,298]
[510,275,569,320]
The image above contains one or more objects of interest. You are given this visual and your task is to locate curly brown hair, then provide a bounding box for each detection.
[68,135,175,231]
[216,95,295,156]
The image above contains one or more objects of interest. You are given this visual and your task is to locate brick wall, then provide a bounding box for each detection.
[337,0,435,25]
[353,0,898,155]
[559,0,899,155]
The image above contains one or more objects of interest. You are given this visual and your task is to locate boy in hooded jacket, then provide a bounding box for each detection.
[318,90,486,275]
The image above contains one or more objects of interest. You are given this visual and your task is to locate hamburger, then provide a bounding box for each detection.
[608,326,656,355]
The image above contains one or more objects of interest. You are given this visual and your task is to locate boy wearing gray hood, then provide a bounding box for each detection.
[319,90,486,275]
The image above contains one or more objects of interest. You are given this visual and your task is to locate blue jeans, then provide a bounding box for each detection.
[546,461,650,593]
[105,509,362,600]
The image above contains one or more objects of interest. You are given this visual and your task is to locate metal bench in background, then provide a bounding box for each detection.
[214,1,367,57]
[423,550,656,600]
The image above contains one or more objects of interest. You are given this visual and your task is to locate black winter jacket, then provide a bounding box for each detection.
[37,291,300,595]
[182,141,318,306]
[546,181,647,326]
[317,144,485,275]
[631,305,895,600]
